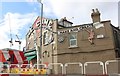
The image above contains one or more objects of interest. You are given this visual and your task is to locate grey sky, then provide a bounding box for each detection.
[49,1,118,27]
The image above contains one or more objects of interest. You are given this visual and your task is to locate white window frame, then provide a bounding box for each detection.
[69,34,77,47]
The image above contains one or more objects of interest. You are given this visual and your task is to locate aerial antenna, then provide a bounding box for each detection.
[15,35,21,50]
[8,14,13,47]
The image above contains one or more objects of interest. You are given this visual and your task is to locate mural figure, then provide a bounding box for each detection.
[85,29,95,44]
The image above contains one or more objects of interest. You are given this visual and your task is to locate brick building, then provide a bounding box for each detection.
[25,9,120,74]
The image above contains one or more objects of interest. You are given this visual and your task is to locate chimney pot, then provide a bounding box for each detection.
[91,8,101,23]
[92,9,95,13]
[96,8,99,13]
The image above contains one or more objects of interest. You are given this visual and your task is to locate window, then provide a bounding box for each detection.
[64,21,72,27]
[69,34,77,47]
[43,32,49,45]
[29,33,33,40]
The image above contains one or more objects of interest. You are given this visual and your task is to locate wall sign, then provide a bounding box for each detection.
[97,34,104,39]
[93,22,104,29]
[36,18,53,29]
[58,24,93,35]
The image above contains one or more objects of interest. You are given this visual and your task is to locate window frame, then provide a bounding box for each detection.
[69,33,77,47]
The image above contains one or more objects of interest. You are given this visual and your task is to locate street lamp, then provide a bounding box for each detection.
[37,0,43,69]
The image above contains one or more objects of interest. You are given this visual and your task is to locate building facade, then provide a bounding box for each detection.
[25,16,40,64]
[25,9,120,74]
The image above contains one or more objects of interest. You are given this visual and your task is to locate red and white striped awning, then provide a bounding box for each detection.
[0,49,28,64]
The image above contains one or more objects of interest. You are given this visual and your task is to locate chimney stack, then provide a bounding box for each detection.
[91,8,101,23]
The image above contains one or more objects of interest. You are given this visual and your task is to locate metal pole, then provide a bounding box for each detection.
[37,0,43,69]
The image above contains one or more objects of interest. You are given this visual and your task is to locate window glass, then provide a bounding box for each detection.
[69,34,77,47]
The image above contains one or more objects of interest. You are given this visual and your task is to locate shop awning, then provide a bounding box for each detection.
[24,49,37,61]
[24,49,36,57]
[26,55,36,61]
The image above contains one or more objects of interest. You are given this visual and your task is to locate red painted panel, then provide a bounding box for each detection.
[0,51,6,62]
[19,51,27,62]
[9,50,18,64]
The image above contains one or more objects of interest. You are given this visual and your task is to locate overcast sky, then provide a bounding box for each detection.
[0,0,119,50]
